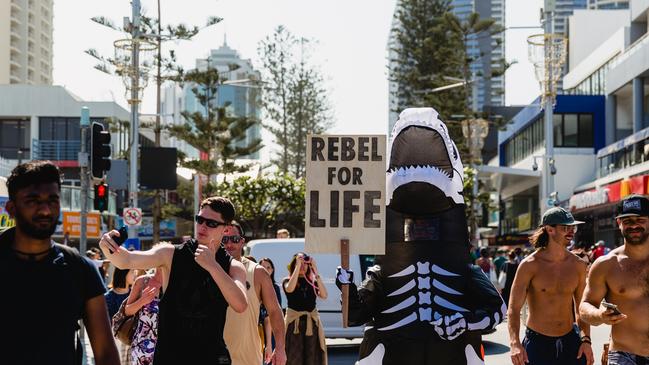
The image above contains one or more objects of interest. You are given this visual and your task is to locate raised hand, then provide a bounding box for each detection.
[336,266,354,287]
[138,286,158,307]
[195,238,219,272]
[98,230,122,256]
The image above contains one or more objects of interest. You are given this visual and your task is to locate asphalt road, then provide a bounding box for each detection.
[326,322,613,365]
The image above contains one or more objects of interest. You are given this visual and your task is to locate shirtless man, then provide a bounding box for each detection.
[508,207,593,365]
[580,194,649,364]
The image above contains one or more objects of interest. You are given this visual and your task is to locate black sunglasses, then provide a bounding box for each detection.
[195,215,226,229]
[221,235,242,244]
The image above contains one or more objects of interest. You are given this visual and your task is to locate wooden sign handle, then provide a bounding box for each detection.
[341,239,350,328]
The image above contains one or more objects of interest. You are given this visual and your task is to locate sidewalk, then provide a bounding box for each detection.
[484,321,612,365]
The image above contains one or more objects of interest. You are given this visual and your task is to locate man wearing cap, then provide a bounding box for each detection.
[580,194,649,364]
[508,206,593,365]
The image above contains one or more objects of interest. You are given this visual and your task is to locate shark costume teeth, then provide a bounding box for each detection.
[386,165,464,205]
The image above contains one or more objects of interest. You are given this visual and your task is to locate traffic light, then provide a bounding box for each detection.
[94,183,109,212]
[91,122,111,179]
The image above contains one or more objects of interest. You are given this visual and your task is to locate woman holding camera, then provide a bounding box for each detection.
[283,252,328,365]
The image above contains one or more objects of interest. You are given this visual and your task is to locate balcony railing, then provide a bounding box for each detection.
[32,139,80,161]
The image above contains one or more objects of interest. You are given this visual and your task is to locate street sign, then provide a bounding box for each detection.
[63,211,101,238]
[305,135,386,254]
[123,207,143,226]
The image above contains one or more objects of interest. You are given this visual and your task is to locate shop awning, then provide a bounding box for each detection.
[476,165,541,197]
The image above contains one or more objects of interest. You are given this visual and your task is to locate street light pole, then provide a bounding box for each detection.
[128,0,141,242]
[542,9,555,214]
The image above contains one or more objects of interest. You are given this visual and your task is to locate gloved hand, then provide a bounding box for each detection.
[335,266,354,289]
[431,312,467,341]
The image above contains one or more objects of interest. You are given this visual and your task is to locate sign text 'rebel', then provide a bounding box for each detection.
[305,135,386,254]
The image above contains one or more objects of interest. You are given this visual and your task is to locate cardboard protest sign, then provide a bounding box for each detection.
[305,135,386,254]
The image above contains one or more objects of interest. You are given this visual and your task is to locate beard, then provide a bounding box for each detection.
[623,228,649,245]
[14,209,58,240]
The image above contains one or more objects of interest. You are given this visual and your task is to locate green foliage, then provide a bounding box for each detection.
[210,174,305,238]
[166,67,263,178]
[258,26,332,179]
[389,0,467,147]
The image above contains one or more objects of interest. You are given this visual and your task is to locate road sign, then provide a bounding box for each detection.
[63,211,101,238]
[305,134,386,254]
[123,207,143,226]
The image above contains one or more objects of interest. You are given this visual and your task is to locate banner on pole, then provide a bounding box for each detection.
[305,135,386,254]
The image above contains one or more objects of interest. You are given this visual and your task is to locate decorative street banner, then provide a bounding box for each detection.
[306,135,386,254]
[0,197,15,229]
[63,211,101,238]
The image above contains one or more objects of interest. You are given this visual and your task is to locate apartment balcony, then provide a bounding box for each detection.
[32,139,80,166]
[607,32,649,93]
[11,0,22,12]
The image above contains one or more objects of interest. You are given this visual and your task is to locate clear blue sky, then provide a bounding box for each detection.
[53,0,543,138]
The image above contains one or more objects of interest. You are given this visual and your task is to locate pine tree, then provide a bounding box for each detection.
[258,26,332,178]
[166,67,262,180]
[390,0,467,146]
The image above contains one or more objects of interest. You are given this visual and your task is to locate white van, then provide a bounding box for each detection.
[246,238,372,339]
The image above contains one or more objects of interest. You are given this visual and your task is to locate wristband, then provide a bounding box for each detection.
[580,336,591,344]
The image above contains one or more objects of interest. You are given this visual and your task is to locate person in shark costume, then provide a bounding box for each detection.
[336,108,506,365]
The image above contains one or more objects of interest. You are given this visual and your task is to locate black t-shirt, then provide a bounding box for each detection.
[0,227,106,365]
[154,239,233,365]
[283,277,317,312]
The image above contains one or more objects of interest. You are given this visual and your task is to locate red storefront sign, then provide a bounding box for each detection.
[571,175,649,211]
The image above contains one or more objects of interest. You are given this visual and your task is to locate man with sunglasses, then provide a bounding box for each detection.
[99,196,247,365]
[222,223,287,365]
[508,206,593,365]
[580,195,649,364]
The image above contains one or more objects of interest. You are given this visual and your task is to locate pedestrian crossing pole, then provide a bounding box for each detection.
[79,106,90,255]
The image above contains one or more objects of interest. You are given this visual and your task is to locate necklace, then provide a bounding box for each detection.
[12,246,53,261]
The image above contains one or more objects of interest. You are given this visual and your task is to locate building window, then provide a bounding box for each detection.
[0,119,31,160]
[504,113,594,166]
[553,113,593,148]
[39,117,81,140]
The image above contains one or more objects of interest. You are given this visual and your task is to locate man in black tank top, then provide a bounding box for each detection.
[99,196,248,364]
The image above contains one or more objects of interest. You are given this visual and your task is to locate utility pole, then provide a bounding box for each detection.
[153,0,162,243]
[78,106,90,365]
[128,0,141,243]
[542,7,555,213]
[79,106,90,254]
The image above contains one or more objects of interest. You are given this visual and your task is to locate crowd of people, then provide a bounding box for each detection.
[1,161,330,365]
[4,159,649,365]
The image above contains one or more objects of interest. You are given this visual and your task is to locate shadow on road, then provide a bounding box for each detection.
[484,340,510,355]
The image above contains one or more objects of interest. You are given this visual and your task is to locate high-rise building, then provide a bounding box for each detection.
[450,0,505,111]
[588,0,629,9]
[0,0,53,85]
[387,0,506,133]
[162,37,262,160]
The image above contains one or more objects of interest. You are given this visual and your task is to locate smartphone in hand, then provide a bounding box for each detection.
[114,226,129,245]
[602,300,621,315]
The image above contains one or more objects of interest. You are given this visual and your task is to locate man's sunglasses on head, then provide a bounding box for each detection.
[221,235,242,244]
[195,215,226,228]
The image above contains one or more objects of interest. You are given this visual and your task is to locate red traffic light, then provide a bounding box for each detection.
[97,184,106,197]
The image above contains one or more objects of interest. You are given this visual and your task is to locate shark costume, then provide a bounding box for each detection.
[336,108,506,365]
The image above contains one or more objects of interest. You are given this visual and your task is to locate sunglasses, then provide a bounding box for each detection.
[221,235,243,244]
[195,215,227,229]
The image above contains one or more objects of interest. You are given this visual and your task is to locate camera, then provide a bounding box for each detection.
[302,254,311,263]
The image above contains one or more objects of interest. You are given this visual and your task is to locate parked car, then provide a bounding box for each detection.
[246,238,374,339]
